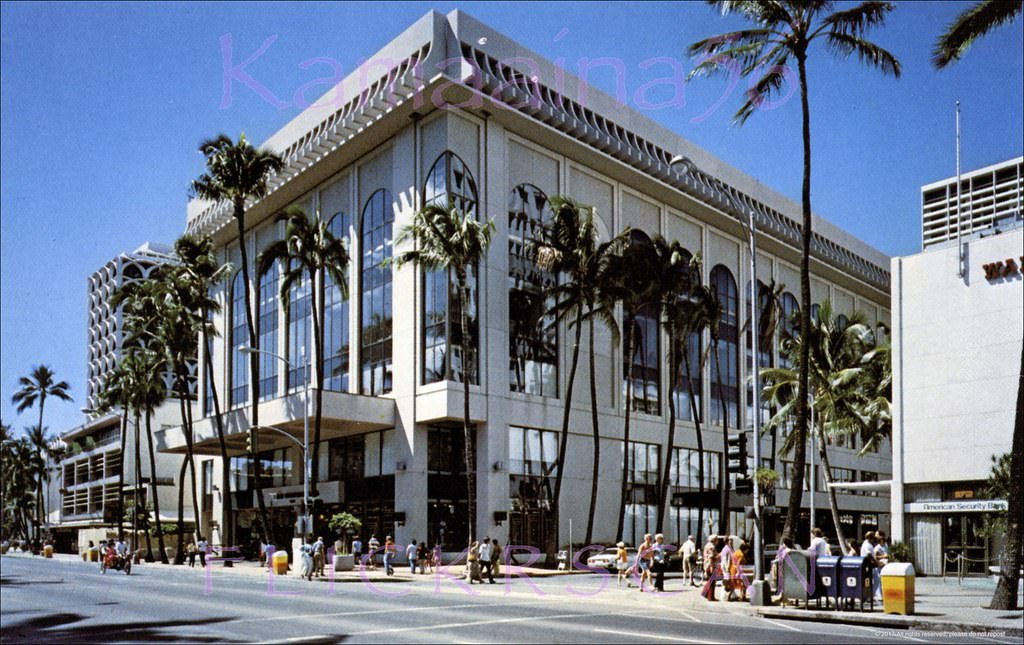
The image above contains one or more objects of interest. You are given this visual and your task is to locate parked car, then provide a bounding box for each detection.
[586,546,637,572]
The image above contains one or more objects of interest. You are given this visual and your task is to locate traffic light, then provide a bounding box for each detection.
[727,432,748,477]
[246,429,256,454]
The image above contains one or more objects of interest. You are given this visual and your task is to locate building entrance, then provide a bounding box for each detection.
[943,514,990,575]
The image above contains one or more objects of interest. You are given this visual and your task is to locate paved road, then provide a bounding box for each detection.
[0,556,1015,644]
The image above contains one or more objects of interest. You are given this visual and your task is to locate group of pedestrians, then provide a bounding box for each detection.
[699,534,749,602]
[467,537,502,584]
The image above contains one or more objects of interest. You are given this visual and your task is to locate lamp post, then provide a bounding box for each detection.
[670,155,766,604]
[241,346,311,545]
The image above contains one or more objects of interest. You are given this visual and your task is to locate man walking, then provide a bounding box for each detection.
[406,539,419,574]
[681,535,697,586]
[479,537,494,584]
[809,528,830,558]
[490,538,501,583]
[313,536,326,577]
[196,535,208,568]
[368,534,380,570]
[652,534,667,592]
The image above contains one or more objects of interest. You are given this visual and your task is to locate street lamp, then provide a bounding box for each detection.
[669,154,767,604]
[240,345,311,545]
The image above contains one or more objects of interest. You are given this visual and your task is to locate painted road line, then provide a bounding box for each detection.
[758,617,803,632]
[349,609,605,636]
[592,628,721,643]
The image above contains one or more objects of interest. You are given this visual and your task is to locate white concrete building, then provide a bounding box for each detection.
[166,11,892,556]
[891,216,1023,575]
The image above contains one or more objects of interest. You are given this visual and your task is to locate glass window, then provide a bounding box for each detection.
[325,212,351,392]
[778,292,799,368]
[287,262,312,391]
[623,440,660,545]
[508,184,558,397]
[422,151,479,385]
[229,271,248,408]
[360,190,393,395]
[624,303,660,415]
[257,261,279,400]
[710,266,739,426]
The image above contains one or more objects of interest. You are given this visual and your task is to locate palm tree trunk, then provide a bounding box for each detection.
[35,399,45,544]
[184,376,200,541]
[176,453,188,564]
[683,344,706,543]
[311,267,325,499]
[816,422,847,552]
[146,410,169,563]
[458,275,476,545]
[784,51,813,544]
[990,342,1023,610]
[133,410,142,555]
[235,203,270,547]
[658,336,682,533]
[714,338,730,535]
[616,318,637,542]
[585,318,600,546]
[118,410,128,542]
[202,320,233,549]
[553,315,583,557]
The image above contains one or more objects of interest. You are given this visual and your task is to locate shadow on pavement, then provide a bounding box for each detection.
[0,576,65,587]
[2,612,241,643]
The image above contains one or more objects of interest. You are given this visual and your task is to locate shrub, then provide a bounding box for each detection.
[888,541,913,564]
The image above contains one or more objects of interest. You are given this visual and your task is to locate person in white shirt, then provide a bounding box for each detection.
[860,531,881,600]
[681,535,698,586]
[809,527,831,558]
[367,534,380,570]
[872,531,889,601]
[478,538,494,584]
[406,539,419,574]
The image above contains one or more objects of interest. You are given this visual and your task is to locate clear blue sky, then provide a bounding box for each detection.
[2,1,1022,437]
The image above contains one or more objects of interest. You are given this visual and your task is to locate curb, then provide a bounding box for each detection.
[753,607,1024,637]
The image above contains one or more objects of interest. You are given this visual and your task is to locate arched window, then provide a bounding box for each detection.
[360,190,393,395]
[287,261,312,390]
[508,183,557,396]
[672,248,701,422]
[811,303,821,324]
[710,265,739,426]
[257,261,279,400]
[778,291,799,368]
[325,212,351,392]
[745,280,774,429]
[836,313,849,330]
[229,270,248,408]
[422,151,479,385]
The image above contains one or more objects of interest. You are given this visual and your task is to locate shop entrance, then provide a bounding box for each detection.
[943,514,989,575]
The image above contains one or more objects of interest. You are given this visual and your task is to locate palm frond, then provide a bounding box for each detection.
[933,0,1023,68]
[825,31,901,77]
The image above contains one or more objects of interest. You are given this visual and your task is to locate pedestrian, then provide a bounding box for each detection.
[730,543,748,601]
[681,535,697,586]
[351,535,363,568]
[368,534,380,570]
[98,540,107,572]
[652,534,667,592]
[845,539,858,556]
[467,540,482,584]
[300,541,314,581]
[809,527,830,558]
[187,540,197,567]
[720,536,735,600]
[700,535,720,601]
[637,534,653,592]
[383,535,395,576]
[615,541,629,587]
[313,536,326,577]
[406,539,418,574]
[873,531,889,601]
[860,531,880,600]
[489,538,501,581]
[479,537,494,584]
[417,541,429,574]
[432,542,442,573]
[196,535,208,568]
[265,542,276,571]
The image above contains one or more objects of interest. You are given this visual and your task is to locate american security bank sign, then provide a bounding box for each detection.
[905,500,1008,514]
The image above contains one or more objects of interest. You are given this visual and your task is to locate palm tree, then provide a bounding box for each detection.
[689,0,900,541]
[174,235,233,548]
[25,425,54,540]
[191,133,283,546]
[257,206,350,501]
[11,365,72,542]
[97,363,131,543]
[392,202,495,545]
[934,0,1022,68]
[763,301,879,551]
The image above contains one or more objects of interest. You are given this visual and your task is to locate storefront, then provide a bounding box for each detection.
[904,493,1007,575]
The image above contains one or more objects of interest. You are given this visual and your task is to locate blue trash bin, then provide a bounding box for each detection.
[839,556,874,612]
[815,555,843,610]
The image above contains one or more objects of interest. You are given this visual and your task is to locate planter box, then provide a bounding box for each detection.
[333,554,354,572]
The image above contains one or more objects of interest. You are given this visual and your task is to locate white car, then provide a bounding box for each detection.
[586,547,637,572]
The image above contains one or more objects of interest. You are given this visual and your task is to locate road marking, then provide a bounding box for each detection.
[758,617,803,632]
[259,637,330,644]
[592,628,719,643]
[622,608,702,623]
[349,610,599,636]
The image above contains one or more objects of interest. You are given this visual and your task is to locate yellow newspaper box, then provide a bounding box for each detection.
[880,562,915,615]
[273,550,289,575]
[43,545,54,558]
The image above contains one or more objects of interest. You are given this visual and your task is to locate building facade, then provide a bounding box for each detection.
[50,243,196,555]
[166,11,892,554]
[921,156,1023,250]
[891,215,1023,575]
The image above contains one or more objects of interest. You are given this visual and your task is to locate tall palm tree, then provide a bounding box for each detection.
[11,365,72,542]
[25,425,53,539]
[689,0,900,541]
[257,206,350,501]
[934,0,1022,68]
[763,300,878,551]
[392,202,495,545]
[174,235,233,548]
[191,133,283,546]
[97,362,132,542]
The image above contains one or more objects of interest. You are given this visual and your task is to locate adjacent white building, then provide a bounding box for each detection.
[160,10,893,555]
[892,163,1023,575]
